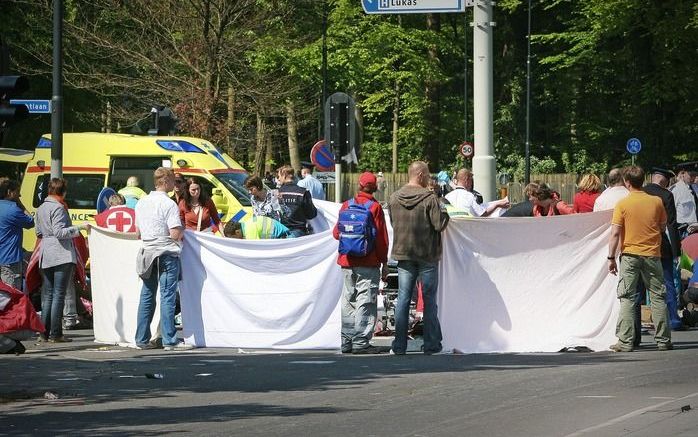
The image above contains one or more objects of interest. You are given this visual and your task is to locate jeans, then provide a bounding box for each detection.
[634,257,682,339]
[392,260,442,354]
[135,254,180,347]
[63,278,78,327]
[341,266,379,351]
[40,263,75,339]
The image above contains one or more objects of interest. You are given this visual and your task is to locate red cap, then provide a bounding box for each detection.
[359,172,377,189]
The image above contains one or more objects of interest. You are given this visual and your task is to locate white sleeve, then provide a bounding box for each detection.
[165,201,183,229]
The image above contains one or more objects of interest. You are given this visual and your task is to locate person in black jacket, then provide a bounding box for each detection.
[633,168,684,343]
[502,182,539,217]
[277,165,318,238]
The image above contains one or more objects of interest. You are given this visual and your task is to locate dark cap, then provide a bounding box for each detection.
[651,167,675,180]
[300,161,315,170]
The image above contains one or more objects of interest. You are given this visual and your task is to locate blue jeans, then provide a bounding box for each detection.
[392,260,442,354]
[40,263,75,339]
[135,254,180,347]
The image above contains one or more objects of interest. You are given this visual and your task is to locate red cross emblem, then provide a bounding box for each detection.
[105,209,136,232]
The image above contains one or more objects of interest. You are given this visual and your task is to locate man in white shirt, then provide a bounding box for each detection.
[671,170,698,236]
[134,167,191,351]
[445,169,508,217]
[594,168,630,211]
[297,163,326,200]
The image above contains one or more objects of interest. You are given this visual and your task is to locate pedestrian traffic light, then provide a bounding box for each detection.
[0,75,29,125]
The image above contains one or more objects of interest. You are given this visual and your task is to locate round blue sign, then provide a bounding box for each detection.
[96,187,117,214]
[626,138,642,155]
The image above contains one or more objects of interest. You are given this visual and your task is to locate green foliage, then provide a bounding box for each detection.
[561,149,608,175]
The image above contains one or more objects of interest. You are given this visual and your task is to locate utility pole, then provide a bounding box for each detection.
[524,0,532,184]
[473,0,496,201]
[51,0,64,179]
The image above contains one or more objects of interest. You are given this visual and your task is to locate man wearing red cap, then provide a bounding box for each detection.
[333,172,389,354]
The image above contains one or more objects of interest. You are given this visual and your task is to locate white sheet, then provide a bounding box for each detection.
[89,226,160,346]
[179,224,343,349]
[439,210,619,353]
[89,200,619,353]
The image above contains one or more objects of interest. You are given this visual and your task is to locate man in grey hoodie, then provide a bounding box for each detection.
[388,161,450,355]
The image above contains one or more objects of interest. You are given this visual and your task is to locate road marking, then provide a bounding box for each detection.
[649,396,675,400]
[576,395,615,399]
[199,359,235,363]
[288,360,336,365]
[565,391,698,436]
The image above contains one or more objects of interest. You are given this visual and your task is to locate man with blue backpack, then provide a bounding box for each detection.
[333,172,389,354]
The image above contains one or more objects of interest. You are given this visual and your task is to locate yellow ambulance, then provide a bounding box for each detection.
[2,132,252,250]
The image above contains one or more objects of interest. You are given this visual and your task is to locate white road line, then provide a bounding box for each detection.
[288,360,336,364]
[565,391,698,436]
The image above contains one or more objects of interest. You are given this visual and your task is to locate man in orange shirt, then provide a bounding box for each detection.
[607,166,672,352]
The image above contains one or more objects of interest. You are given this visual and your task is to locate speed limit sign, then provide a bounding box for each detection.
[460,141,474,159]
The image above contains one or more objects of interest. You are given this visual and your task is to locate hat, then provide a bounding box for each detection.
[300,161,315,170]
[358,171,377,189]
[651,167,675,180]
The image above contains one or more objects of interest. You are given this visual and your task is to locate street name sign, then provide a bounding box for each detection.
[9,99,51,114]
[362,0,468,14]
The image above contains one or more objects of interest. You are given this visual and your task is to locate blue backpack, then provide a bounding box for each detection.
[338,198,377,257]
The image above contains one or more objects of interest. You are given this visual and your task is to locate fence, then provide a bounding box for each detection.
[323,173,581,204]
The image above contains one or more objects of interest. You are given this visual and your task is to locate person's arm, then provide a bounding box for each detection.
[49,208,82,240]
[607,224,622,275]
[428,195,450,232]
[170,226,183,241]
[373,202,389,264]
[332,202,347,240]
[482,197,510,217]
[207,199,221,226]
[303,190,318,219]
[12,205,34,229]
[665,192,680,257]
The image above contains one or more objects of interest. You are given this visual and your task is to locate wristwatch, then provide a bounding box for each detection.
[607,256,615,260]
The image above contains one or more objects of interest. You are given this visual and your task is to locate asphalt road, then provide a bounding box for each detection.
[2,329,698,436]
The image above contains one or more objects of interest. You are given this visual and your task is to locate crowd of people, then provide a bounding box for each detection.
[0,160,697,355]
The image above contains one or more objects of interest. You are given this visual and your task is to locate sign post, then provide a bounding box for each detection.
[626,137,641,166]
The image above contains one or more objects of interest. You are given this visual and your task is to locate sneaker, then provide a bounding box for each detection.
[4,341,26,355]
[163,341,194,351]
[424,347,444,356]
[657,342,673,351]
[351,345,383,355]
[389,349,406,355]
[135,342,158,350]
[341,349,352,354]
[609,343,633,352]
[48,336,73,343]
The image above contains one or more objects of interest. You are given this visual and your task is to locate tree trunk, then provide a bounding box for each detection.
[226,85,235,153]
[424,13,441,171]
[286,101,301,172]
[264,130,273,174]
[392,81,400,173]
[254,111,267,176]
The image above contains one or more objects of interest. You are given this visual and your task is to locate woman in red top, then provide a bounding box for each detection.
[573,174,602,213]
[179,178,221,233]
[531,183,575,216]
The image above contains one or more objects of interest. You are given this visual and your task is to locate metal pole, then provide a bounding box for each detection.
[464,9,468,142]
[51,0,63,179]
[473,0,496,201]
[524,0,532,185]
[321,0,328,133]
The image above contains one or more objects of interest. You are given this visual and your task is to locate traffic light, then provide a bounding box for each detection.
[0,75,29,125]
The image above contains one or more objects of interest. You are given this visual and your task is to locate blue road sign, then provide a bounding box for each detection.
[362,0,465,14]
[96,187,117,214]
[626,138,642,155]
[9,99,51,114]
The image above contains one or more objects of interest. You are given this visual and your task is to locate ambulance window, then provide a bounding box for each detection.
[213,171,252,206]
[109,157,166,192]
[32,174,105,209]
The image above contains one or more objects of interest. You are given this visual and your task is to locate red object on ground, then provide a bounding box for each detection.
[416,281,424,313]
[0,282,44,334]
[25,234,89,294]
[682,233,698,261]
